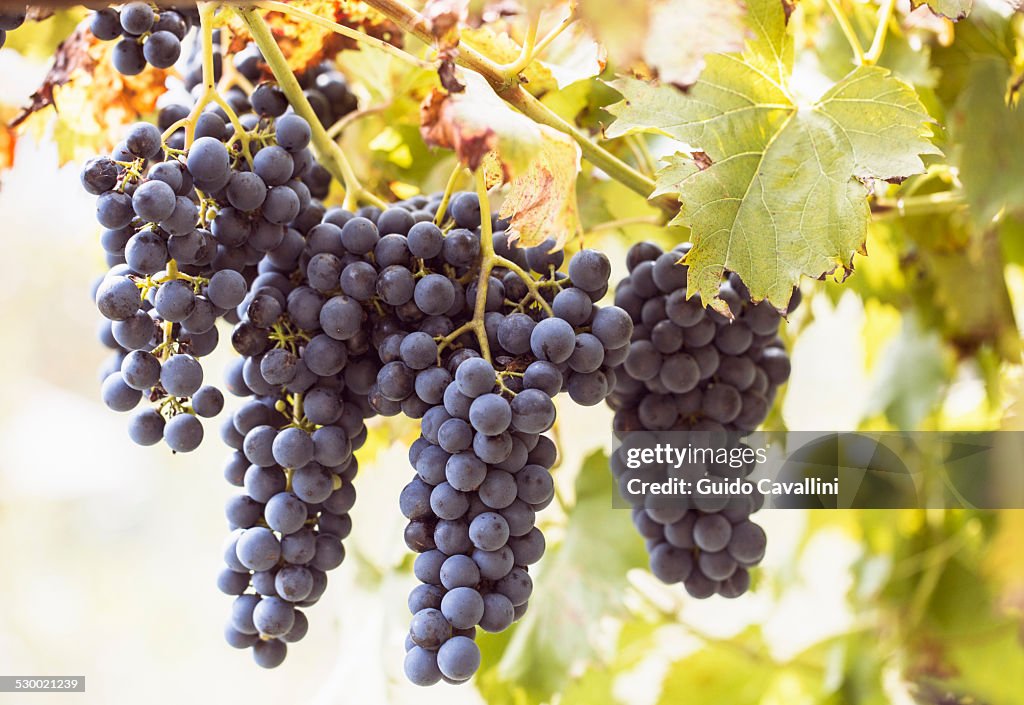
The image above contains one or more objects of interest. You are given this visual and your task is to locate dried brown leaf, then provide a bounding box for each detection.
[420,73,545,178]
[423,0,466,50]
[420,87,497,172]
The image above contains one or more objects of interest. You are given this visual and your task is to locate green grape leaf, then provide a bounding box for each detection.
[606,0,939,312]
[652,152,701,198]
[475,450,647,703]
[951,60,1024,228]
[911,0,974,20]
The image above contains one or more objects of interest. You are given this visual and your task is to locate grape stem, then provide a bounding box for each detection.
[159,320,175,361]
[493,255,553,315]
[160,3,253,165]
[496,9,540,75]
[863,0,897,65]
[625,134,657,178]
[871,191,965,219]
[433,162,463,226]
[236,6,388,211]
[325,103,388,140]
[435,170,553,362]
[468,170,495,361]
[497,9,576,78]
[824,0,866,64]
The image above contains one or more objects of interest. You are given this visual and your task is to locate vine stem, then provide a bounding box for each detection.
[355,0,670,211]
[497,9,539,75]
[506,10,576,78]
[434,162,463,226]
[254,0,435,69]
[236,7,388,210]
[471,170,495,361]
[871,191,965,219]
[824,0,866,64]
[863,0,897,65]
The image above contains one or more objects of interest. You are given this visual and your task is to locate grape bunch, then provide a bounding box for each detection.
[357,204,633,685]
[605,241,798,598]
[0,6,27,49]
[218,339,367,667]
[90,3,197,73]
[214,205,388,667]
[209,185,626,673]
[88,95,328,452]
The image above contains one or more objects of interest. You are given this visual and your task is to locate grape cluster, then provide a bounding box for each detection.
[362,206,633,685]
[0,6,27,49]
[90,3,197,74]
[218,303,368,667]
[606,241,798,598]
[214,210,384,668]
[89,98,326,452]
[212,187,629,674]
[85,20,637,672]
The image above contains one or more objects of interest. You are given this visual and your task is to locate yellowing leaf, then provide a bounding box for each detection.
[15,23,171,164]
[461,21,605,94]
[911,0,974,20]
[643,0,748,87]
[499,131,581,248]
[606,0,939,311]
[420,72,544,177]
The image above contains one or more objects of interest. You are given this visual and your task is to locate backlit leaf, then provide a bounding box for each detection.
[221,1,404,77]
[606,0,939,312]
[498,131,581,249]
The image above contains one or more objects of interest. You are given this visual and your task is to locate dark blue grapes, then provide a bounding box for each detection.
[607,241,799,598]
